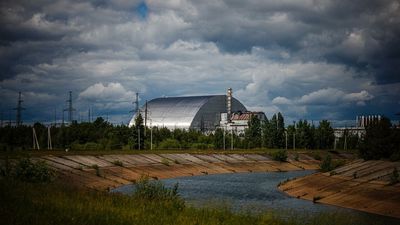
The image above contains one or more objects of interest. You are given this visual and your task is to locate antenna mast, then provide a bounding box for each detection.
[13,92,25,126]
[64,91,75,123]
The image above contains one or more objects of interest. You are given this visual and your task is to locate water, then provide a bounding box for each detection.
[112,170,400,224]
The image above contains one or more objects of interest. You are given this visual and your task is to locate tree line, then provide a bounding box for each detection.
[0,113,398,161]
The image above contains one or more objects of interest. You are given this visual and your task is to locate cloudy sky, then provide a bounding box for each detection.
[1,0,399,126]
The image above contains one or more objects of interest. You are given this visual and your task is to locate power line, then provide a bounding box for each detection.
[64,91,75,123]
[13,92,25,126]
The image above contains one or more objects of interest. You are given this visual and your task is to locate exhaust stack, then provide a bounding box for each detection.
[227,88,232,122]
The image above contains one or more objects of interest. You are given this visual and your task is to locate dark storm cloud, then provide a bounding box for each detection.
[0,0,399,124]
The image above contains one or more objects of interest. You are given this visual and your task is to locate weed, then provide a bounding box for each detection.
[113,160,124,167]
[271,150,288,162]
[389,168,399,185]
[320,155,333,172]
[313,153,322,160]
[161,158,170,166]
[174,159,180,164]
[294,153,299,161]
[313,196,322,203]
[133,175,184,209]
[91,164,101,177]
[14,158,56,183]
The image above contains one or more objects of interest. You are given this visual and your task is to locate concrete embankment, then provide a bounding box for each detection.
[279,159,400,219]
[29,153,321,190]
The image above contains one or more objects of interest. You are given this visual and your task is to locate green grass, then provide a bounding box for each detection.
[0,178,387,225]
[0,148,357,159]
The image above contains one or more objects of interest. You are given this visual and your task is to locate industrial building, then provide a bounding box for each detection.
[129,89,248,131]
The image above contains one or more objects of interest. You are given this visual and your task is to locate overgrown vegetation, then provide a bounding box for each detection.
[0,178,388,225]
[270,149,288,162]
[320,155,346,172]
[389,168,399,185]
[0,157,56,183]
[359,117,400,161]
[133,175,184,209]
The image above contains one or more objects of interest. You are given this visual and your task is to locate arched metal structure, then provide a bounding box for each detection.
[129,95,247,131]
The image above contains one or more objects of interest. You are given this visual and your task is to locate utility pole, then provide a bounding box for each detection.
[144,100,148,136]
[223,126,226,150]
[13,92,25,126]
[150,121,153,150]
[88,107,91,123]
[285,130,288,150]
[64,91,75,123]
[33,127,40,150]
[231,128,234,150]
[54,108,57,126]
[47,126,52,150]
[293,121,296,150]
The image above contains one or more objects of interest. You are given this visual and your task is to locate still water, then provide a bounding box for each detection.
[112,170,399,225]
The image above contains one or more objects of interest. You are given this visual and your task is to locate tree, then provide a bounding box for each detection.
[245,115,261,148]
[315,120,334,149]
[359,117,399,160]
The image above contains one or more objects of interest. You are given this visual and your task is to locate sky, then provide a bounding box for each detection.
[0,0,399,126]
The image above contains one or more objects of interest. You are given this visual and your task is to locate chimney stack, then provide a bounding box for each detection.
[227,88,232,122]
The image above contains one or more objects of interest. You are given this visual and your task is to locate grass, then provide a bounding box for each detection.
[0,178,383,225]
[0,148,357,159]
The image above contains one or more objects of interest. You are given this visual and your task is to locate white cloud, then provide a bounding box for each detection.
[272,96,292,105]
[79,82,135,103]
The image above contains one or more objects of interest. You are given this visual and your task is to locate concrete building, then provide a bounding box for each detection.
[219,111,267,134]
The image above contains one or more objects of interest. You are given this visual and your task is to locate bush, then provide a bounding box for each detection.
[112,160,124,167]
[389,168,399,185]
[320,155,333,172]
[14,158,56,183]
[133,175,184,209]
[313,153,322,160]
[158,138,181,150]
[271,150,287,162]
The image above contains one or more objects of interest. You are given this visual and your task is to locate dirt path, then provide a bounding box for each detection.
[278,159,400,219]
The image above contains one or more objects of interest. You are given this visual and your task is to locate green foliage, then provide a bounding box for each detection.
[14,158,56,183]
[320,155,333,172]
[245,115,262,148]
[313,153,322,160]
[158,138,181,149]
[133,175,184,209]
[161,158,170,166]
[320,155,345,172]
[112,160,123,167]
[389,168,399,185]
[359,117,400,160]
[294,153,299,161]
[0,179,389,225]
[91,164,101,177]
[270,150,288,162]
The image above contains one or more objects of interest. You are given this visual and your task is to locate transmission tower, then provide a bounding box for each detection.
[13,92,25,126]
[64,91,75,123]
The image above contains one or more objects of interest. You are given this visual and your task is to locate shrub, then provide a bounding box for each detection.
[91,164,101,177]
[133,175,184,209]
[113,160,124,167]
[389,168,399,185]
[320,155,333,172]
[14,158,56,183]
[158,138,180,150]
[271,150,287,162]
[161,158,170,166]
[313,153,322,160]
[294,153,299,161]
